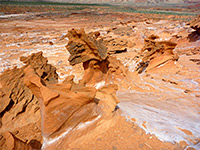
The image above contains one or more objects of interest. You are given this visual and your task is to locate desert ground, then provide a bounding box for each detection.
[0,2,200,150]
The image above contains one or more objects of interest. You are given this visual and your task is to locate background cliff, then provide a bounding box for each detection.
[2,0,200,5]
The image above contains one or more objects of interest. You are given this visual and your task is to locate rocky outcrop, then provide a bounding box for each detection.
[24,66,98,137]
[66,28,128,86]
[134,35,178,73]
[0,52,58,146]
[189,15,200,34]
[19,28,123,149]
[24,66,119,149]
[66,28,107,66]
[0,51,58,115]
[1,28,125,149]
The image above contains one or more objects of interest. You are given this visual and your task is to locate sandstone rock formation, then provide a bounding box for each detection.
[66,28,107,66]
[189,15,200,34]
[134,35,178,73]
[0,52,58,147]
[66,28,128,86]
[1,9,200,149]
[17,28,123,149]
[23,65,120,149]
[1,28,125,149]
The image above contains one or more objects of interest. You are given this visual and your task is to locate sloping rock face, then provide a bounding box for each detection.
[0,52,58,147]
[66,28,128,86]
[24,66,119,149]
[189,15,200,34]
[134,35,178,73]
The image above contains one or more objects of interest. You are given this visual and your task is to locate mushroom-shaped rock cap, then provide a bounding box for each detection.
[66,28,107,66]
